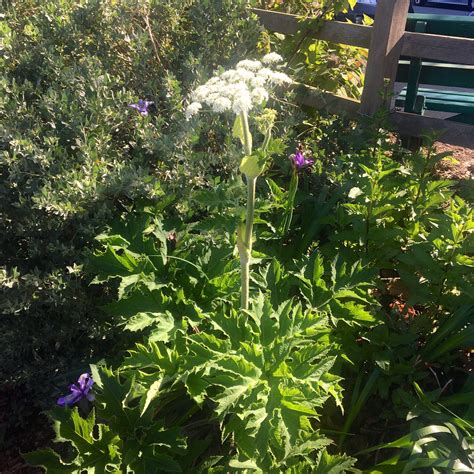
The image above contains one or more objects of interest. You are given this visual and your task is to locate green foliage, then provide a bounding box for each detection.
[184,296,341,470]
[26,296,356,472]
[259,0,369,99]
[1,0,262,450]
[362,383,474,473]
[5,0,473,470]
[28,116,474,470]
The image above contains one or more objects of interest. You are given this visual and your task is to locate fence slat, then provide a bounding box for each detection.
[291,84,474,147]
[359,0,410,115]
[252,8,474,66]
[251,8,372,48]
[252,6,474,144]
[402,32,474,65]
[291,83,360,115]
[389,111,474,148]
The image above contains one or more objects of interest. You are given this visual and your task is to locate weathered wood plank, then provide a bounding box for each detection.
[252,8,474,66]
[290,83,360,116]
[389,111,474,147]
[251,8,372,49]
[290,84,474,147]
[360,0,410,115]
[401,32,474,65]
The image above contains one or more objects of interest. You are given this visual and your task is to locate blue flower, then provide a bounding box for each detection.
[291,149,313,170]
[57,373,94,407]
[128,99,154,116]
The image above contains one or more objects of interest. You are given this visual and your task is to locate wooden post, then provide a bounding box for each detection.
[360,0,410,115]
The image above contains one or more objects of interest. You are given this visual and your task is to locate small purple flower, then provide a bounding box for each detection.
[128,99,154,116]
[291,149,314,170]
[57,373,94,407]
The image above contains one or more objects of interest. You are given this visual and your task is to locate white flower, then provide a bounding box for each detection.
[251,87,269,104]
[235,68,255,83]
[221,69,237,81]
[250,75,266,88]
[192,85,210,102]
[185,102,202,120]
[236,59,262,71]
[226,83,250,100]
[232,92,253,115]
[257,67,273,80]
[204,91,221,105]
[262,52,283,64]
[267,71,292,85]
[211,97,232,113]
[187,55,292,118]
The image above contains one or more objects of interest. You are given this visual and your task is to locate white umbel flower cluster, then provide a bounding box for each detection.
[262,52,283,64]
[185,53,291,119]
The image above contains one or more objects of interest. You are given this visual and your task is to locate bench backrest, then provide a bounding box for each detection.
[395,14,474,114]
[405,13,474,38]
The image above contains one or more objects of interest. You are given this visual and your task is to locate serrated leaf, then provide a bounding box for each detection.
[140,379,163,416]
[23,448,79,473]
[314,449,357,473]
[228,458,261,470]
[125,312,157,331]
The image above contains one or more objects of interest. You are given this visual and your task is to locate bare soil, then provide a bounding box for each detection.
[434,142,474,181]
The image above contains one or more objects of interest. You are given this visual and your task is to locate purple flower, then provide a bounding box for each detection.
[57,373,94,407]
[128,99,154,116]
[291,149,314,170]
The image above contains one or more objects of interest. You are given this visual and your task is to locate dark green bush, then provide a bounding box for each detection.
[0,0,261,449]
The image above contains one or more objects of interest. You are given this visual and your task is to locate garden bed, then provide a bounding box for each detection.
[1,1,473,472]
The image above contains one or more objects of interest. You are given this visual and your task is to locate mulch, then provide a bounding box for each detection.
[434,142,474,180]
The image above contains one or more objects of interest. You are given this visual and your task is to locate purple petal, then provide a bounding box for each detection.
[129,99,154,116]
[85,392,95,402]
[57,391,83,407]
[293,151,305,168]
[77,373,94,392]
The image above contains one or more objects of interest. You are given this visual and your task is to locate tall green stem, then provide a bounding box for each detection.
[240,111,252,156]
[238,110,256,310]
[241,176,257,310]
[281,169,298,236]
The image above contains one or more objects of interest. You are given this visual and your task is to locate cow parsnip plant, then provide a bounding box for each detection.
[26,296,355,472]
[24,55,359,472]
[186,54,292,310]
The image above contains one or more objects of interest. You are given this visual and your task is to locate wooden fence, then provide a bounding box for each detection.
[253,0,474,147]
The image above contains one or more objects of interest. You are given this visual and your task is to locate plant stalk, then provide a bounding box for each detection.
[241,176,257,310]
[282,169,298,236]
[237,110,256,310]
[240,111,252,156]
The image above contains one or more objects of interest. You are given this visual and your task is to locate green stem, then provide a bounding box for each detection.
[282,169,298,236]
[240,111,252,156]
[365,200,372,256]
[262,128,271,153]
[241,176,257,310]
[238,110,256,310]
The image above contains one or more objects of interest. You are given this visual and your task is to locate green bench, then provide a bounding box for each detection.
[395,14,474,125]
